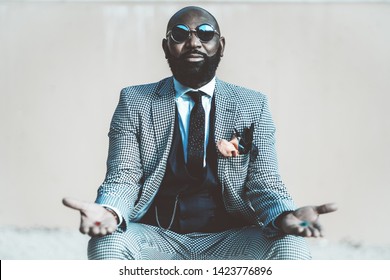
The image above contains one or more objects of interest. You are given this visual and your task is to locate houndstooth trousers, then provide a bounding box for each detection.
[88,223,311,260]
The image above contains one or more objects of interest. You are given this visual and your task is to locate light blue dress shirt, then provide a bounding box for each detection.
[173,77,216,167]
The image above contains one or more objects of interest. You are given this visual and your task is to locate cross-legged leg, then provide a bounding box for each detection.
[88,223,311,260]
[190,226,311,260]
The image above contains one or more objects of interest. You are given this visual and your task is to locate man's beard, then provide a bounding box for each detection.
[166,48,221,88]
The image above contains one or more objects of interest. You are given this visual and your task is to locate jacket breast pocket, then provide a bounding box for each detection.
[222,154,250,188]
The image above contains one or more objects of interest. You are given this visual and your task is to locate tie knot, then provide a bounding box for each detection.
[187,91,204,104]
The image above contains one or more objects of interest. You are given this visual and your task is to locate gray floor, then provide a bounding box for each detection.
[1,227,389,260]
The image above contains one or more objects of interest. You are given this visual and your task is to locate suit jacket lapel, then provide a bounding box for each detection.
[214,78,237,144]
[151,77,176,157]
[214,79,237,189]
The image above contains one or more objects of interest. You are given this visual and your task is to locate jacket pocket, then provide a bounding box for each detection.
[222,154,250,189]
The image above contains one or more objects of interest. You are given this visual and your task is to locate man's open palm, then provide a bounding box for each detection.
[62,197,117,237]
[280,203,338,237]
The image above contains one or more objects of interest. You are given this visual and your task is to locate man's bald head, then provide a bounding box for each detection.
[166,6,220,34]
[163,6,224,89]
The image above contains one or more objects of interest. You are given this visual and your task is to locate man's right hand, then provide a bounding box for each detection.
[62,197,118,237]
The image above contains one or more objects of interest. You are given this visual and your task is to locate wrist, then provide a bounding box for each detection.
[274,211,294,230]
[103,206,120,224]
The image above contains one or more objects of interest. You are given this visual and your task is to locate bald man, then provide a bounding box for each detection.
[63,6,337,260]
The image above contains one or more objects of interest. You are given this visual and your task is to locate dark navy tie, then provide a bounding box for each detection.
[187,91,205,178]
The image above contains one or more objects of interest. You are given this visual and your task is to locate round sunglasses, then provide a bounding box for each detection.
[166,23,220,43]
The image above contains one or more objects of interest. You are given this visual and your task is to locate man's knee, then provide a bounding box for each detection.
[264,235,311,260]
[88,223,148,260]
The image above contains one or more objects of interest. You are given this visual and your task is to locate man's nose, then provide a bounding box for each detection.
[185,31,202,48]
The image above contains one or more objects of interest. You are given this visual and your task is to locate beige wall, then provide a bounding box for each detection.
[1,1,389,246]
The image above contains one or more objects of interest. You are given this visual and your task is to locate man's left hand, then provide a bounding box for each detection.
[279,203,338,237]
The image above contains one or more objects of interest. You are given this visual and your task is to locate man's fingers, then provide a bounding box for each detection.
[80,225,89,235]
[309,226,321,238]
[100,227,108,236]
[315,203,338,215]
[62,197,87,211]
[217,139,239,157]
[91,226,100,236]
[107,226,116,234]
[230,137,239,150]
[87,225,113,237]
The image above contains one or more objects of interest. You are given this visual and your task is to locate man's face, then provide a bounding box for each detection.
[163,9,225,88]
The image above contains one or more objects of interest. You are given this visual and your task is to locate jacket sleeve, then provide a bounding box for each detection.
[245,95,296,232]
[95,88,143,227]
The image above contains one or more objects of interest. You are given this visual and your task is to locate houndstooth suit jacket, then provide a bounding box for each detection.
[95,76,296,231]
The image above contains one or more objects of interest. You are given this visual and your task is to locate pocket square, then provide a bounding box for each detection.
[234,123,255,155]
[217,123,258,158]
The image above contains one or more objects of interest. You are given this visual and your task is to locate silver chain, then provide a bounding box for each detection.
[155,195,179,230]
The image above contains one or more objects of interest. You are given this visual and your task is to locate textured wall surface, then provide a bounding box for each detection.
[1,1,389,246]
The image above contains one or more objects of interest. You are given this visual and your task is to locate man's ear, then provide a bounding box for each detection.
[162,38,169,59]
[219,36,226,57]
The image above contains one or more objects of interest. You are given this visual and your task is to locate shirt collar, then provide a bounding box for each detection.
[173,77,216,99]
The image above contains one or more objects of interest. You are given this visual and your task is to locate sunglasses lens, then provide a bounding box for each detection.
[171,25,189,43]
[197,24,215,41]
